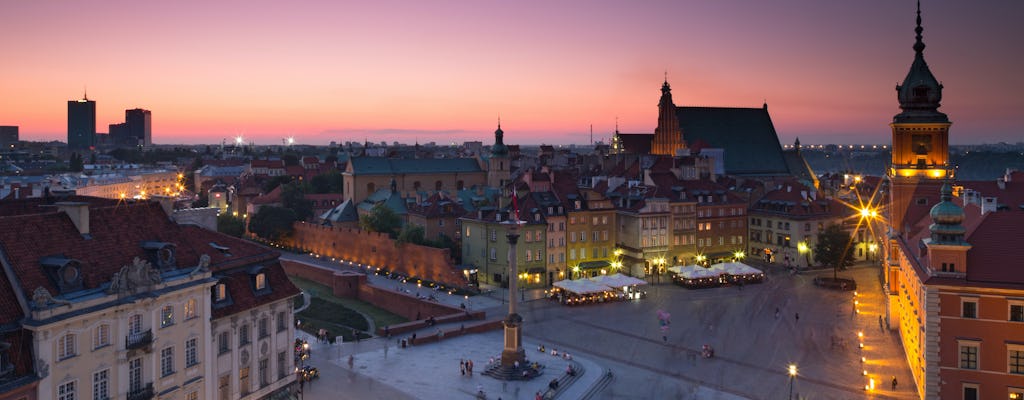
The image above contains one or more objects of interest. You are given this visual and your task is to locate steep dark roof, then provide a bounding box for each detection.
[675,106,789,175]
[964,212,1024,285]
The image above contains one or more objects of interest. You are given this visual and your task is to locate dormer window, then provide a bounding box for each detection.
[214,283,227,302]
[142,241,177,270]
[255,273,267,291]
[40,256,84,294]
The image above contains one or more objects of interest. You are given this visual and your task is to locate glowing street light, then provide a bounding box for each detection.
[787,364,798,400]
[733,250,745,261]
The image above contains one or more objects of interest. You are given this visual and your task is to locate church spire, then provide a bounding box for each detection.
[913,0,925,55]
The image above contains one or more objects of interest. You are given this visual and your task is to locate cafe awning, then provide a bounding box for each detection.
[526,267,546,274]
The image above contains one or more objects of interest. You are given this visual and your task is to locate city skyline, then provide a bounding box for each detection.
[1,1,1022,146]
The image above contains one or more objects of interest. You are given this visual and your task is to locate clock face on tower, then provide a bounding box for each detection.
[912,134,931,156]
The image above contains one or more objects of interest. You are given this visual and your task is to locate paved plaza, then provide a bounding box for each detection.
[286,254,918,399]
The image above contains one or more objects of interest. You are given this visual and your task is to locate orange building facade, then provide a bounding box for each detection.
[885,4,1024,399]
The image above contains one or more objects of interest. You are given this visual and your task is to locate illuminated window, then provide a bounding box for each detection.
[185,298,197,320]
[161,305,174,328]
[255,273,267,290]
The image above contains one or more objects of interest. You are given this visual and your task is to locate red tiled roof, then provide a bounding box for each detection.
[0,199,287,310]
[964,210,1024,285]
[0,195,120,217]
[211,260,300,319]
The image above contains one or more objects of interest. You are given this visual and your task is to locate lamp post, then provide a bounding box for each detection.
[797,242,810,269]
[788,364,798,400]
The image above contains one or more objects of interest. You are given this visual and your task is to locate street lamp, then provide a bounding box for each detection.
[797,242,810,268]
[788,364,798,400]
[733,250,745,261]
[695,254,707,266]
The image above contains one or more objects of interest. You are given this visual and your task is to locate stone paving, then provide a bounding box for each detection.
[286,253,918,399]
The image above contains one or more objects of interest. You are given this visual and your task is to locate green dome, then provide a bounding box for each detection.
[929,183,966,242]
[491,123,508,156]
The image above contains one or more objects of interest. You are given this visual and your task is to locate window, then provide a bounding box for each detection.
[161,305,174,328]
[239,367,251,396]
[1010,348,1024,374]
[93,369,108,400]
[161,346,175,376]
[186,391,198,400]
[218,375,230,400]
[278,351,288,379]
[185,298,197,320]
[962,299,978,318]
[94,324,110,349]
[185,338,198,367]
[959,342,978,369]
[963,385,978,400]
[129,358,142,392]
[58,333,76,360]
[489,248,497,261]
[259,358,269,387]
[129,314,142,335]
[215,283,227,301]
[58,381,76,400]
[218,331,230,354]
[239,324,250,346]
[259,318,269,338]
[255,273,267,290]
[1011,304,1024,322]
[277,311,287,332]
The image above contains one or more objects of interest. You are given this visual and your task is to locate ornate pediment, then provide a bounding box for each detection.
[107,257,163,296]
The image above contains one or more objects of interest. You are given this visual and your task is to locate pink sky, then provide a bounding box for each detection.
[1,1,1021,145]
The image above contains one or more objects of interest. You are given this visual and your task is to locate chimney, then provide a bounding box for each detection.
[56,202,90,236]
[997,178,1006,190]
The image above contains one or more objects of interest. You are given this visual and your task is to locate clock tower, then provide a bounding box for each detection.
[889,1,951,235]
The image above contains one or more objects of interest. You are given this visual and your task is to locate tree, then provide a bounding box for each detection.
[281,181,313,221]
[68,152,84,172]
[282,153,300,167]
[814,224,855,280]
[217,213,246,237]
[359,203,402,238]
[310,170,343,194]
[397,224,425,245]
[248,206,298,241]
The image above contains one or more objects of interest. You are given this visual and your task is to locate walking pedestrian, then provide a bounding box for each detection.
[775,307,780,319]
[879,315,884,331]
[468,359,474,376]
[461,359,466,376]
[795,312,800,322]
[892,376,898,390]
[384,325,390,338]
[347,355,354,369]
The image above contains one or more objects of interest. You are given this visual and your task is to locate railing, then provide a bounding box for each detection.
[127,383,154,400]
[126,330,153,351]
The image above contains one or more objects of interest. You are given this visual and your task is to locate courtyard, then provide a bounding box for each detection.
[287,254,916,399]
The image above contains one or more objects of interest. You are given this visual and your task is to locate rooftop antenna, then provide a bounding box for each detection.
[590,124,593,145]
[83,86,89,101]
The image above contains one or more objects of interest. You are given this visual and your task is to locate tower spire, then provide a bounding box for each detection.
[83,86,88,101]
[914,0,925,54]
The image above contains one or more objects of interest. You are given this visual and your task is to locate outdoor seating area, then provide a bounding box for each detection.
[550,273,648,305]
[668,262,765,289]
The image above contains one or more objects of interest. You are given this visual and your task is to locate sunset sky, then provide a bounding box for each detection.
[1,1,1021,146]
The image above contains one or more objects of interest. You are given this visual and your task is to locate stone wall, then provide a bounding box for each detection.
[288,222,468,288]
[281,259,365,298]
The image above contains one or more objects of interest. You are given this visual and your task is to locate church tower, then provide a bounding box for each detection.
[889,1,952,235]
[487,122,511,188]
[651,79,686,156]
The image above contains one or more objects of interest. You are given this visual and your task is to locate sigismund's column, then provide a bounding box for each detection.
[500,217,526,368]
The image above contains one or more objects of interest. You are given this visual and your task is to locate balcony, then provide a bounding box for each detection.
[126,330,153,352]
[127,383,154,400]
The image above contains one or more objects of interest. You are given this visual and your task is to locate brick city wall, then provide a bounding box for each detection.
[281,259,365,298]
[288,222,468,287]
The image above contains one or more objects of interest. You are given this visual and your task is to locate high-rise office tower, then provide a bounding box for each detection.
[67,93,96,150]
[125,108,152,146]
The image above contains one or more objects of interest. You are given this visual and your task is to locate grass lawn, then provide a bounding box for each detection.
[289,275,408,336]
[297,297,369,342]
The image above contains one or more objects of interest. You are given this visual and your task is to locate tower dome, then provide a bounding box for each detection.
[929,183,966,243]
[894,1,948,123]
[491,122,508,156]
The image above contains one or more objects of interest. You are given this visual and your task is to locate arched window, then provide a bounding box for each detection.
[58,333,76,360]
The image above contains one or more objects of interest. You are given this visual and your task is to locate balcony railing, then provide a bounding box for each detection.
[127,383,154,400]
[126,330,153,351]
